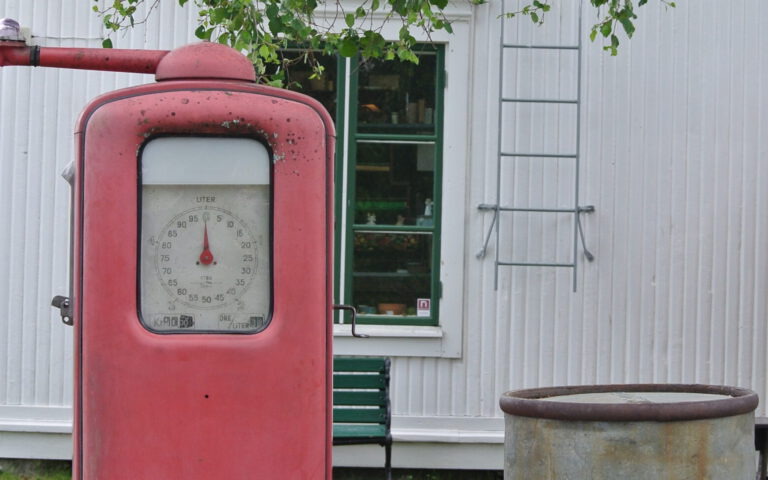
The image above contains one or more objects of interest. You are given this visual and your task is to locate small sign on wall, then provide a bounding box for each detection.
[417,298,431,317]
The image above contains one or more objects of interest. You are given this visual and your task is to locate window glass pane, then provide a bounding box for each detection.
[357,53,437,135]
[352,232,433,317]
[354,142,435,226]
[337,44,443,327]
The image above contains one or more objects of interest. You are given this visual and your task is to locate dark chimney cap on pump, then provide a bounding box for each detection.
[155,42,256,83]
[0,18,22,41]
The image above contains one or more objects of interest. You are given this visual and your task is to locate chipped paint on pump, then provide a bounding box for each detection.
[220,119,241,128]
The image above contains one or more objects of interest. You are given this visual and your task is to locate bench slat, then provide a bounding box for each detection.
[333,424,387,439]
[334,407,387,423]
[333,373,386,389]
[334,391,387,406]
[333,357,388,372]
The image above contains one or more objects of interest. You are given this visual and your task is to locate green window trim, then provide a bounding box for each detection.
[336,46,445,327]
[333,52,347,324]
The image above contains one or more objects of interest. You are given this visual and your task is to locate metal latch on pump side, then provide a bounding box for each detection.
[51,295,73,326]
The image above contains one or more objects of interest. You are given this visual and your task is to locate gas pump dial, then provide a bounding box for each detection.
[152,207,258,307]
[139,136,271,333]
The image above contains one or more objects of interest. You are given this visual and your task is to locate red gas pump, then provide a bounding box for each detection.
[3,22,335,479]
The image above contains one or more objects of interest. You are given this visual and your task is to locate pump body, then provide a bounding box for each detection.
[65,43,334,479]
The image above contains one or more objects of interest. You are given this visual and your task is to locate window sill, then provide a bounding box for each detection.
[333,323,443,338]
[333,323,457,357]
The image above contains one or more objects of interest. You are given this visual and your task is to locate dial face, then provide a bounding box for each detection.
[154,206,258,310]
[139,137,271,333]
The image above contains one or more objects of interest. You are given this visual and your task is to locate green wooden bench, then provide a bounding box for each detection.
[333,356,392,480]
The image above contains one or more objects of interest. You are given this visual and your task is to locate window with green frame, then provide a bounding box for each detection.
[278,46,444,327]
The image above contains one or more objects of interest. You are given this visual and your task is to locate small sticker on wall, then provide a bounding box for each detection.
[417,298,431,317]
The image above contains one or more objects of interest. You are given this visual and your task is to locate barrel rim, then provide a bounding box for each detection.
[499,384,758,422]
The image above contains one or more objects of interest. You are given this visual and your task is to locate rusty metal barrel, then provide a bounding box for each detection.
[500,384,758,480]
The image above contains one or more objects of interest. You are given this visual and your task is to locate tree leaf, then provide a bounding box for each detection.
[210,7,227,23]
[600,22,612,37]
[339,37,358,57]
[345,13,355,27]
[619,17,635,37]
[194,25,210,40]
[102,38,113,48]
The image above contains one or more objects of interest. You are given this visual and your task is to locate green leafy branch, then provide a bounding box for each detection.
[504,0,551,25]
[92,0,161,48]
[588,0,676,55]
[92,0,677,86]
[93,0,455,86]
[502,1,676,56]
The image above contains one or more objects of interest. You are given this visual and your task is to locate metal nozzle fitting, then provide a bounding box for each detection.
[0,18,23,41]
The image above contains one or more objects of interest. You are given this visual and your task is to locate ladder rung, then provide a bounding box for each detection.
[478,204,595,214]
[499,207,576,213]
[478,204,575,213]
[498,262,574,268]
[502,98,578,104]
[500,152,578,159]
[503,44,579,50]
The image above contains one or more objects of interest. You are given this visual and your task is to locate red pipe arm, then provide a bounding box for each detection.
[38,46,168,73]
[1,41,168,74]
[0,41,31,67]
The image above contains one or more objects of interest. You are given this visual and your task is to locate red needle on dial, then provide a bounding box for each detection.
[199,222,214,265]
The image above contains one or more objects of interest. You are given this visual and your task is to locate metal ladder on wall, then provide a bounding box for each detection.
[477,0,594,292]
